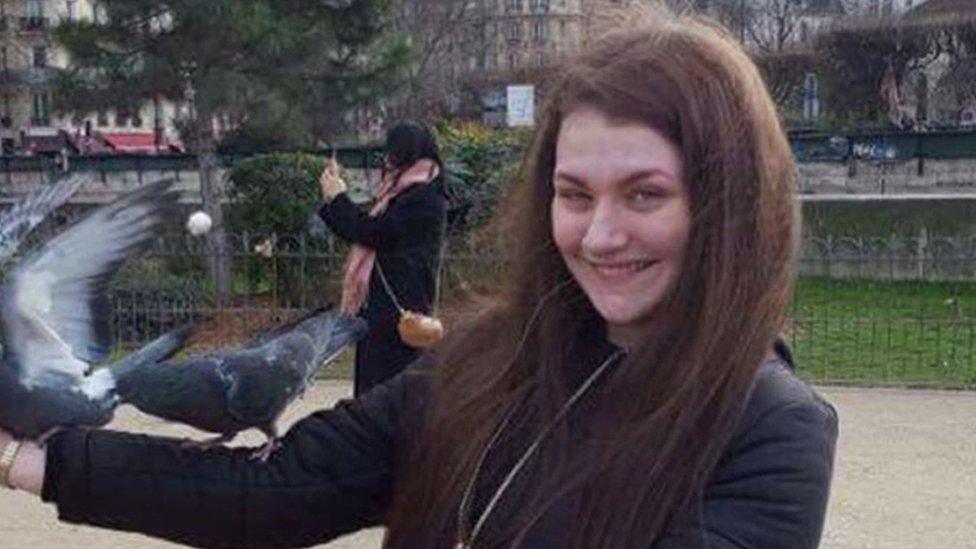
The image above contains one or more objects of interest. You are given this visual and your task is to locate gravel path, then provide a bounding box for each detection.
[1,383,973,548]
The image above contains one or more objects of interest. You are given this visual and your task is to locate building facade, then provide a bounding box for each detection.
[0,0,179,154]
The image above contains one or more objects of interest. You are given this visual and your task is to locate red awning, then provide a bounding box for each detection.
[99,132,164,153]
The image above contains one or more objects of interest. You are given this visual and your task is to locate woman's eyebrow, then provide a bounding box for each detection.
[553,170,587,186]
[554,168,676,186]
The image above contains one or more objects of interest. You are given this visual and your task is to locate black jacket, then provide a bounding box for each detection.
[319,180,447,322]
[41,342,837,548]
[318,179,447,394]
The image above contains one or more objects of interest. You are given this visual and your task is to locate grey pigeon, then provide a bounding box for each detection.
[0,172,88,262]
[0,179,181,440]
[102,307,368,461]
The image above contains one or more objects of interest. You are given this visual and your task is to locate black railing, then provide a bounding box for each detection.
[18,16,47,31]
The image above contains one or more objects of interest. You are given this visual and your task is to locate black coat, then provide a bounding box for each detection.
[318,178,447,394]
[41,341,838,548]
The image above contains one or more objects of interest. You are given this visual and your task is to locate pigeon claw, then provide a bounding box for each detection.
[251,438,279,462]
[180,433,236,451]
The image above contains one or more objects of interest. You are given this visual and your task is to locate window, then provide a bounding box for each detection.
[532,19,547,43]
[535,52,545,67]
[560,20,567,37]
[866,0,879,15]
[33,45,47,68]
[31,92,50,126]
[1,47,7,71]
[23,0,45,31]
[132,111,143,128]
[26,0,43,18]
[507,21,521,41]
[881,0,893,15]
[97,110,108,126]
[508,53,517,69]
[115,107,130,127]
[530,0,549,13]
[66,0,76,21]
[506,0,520,13]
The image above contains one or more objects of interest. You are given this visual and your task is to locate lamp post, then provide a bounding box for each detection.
[739,0,746,44]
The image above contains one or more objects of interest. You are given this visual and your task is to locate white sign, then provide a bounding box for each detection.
[506,85,535,127]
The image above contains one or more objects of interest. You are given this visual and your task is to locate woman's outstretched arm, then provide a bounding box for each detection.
[3,366,428,549]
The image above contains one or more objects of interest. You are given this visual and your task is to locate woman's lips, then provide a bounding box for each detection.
[586,259,656,278]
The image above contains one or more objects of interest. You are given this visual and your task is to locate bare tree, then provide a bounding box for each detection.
[391,0,480,119]
[743,0,808,54]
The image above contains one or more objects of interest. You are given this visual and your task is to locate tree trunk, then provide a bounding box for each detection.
[195,110,231,307]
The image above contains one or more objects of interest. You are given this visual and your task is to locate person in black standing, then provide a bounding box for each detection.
[318,121,447,395]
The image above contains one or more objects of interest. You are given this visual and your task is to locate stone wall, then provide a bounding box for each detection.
[798,159,976,195]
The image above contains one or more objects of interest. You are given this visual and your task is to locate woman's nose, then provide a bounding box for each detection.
[581,201,627,254]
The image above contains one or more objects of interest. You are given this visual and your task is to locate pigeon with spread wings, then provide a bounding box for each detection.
[0,179,183,440]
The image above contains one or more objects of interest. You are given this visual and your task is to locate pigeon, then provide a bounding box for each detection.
[0,179,182,440]
[100,306,368,461]
[0,172,88,262]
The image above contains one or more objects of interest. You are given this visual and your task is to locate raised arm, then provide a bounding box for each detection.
[319,187,444,251]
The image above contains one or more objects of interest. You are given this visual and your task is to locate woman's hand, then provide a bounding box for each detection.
[319,157,348,202]
[0,428,45,495]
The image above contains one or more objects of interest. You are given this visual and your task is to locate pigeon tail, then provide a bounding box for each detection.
[107,323,196,399]
[299,310,368,367]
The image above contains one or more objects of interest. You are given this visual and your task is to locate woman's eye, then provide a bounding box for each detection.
[631,188,660,205]
[557,189,591,204]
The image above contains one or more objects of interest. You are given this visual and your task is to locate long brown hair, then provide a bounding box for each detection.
[386,6,798,547]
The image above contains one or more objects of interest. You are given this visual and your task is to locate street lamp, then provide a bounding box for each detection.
[739,0,745,44]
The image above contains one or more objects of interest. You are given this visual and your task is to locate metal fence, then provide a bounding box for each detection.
[791,235,976,387]
[97,232,976,389]
[790,130,976,162]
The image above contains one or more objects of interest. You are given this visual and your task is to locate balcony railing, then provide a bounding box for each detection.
[18,16,48,32]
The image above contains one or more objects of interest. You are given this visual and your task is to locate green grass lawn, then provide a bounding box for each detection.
[789,278,976,388]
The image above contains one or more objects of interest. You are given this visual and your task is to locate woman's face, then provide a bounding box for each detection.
[551,107,691,347]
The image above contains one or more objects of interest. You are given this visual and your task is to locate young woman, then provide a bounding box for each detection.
[319,120,448,395]
[0,8,836,548]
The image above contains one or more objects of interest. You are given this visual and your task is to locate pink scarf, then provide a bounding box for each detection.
[340,158,440,314]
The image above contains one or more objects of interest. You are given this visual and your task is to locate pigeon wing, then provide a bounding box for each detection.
[0,172,88,261]
[1,179,178,386]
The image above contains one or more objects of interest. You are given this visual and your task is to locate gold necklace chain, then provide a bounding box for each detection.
[455,347,626,548]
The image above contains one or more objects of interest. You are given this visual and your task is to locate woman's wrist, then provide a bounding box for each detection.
[9,441,45,495]
[0,436,20,487]
[324,189,349,205]
[0,435,45,495]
